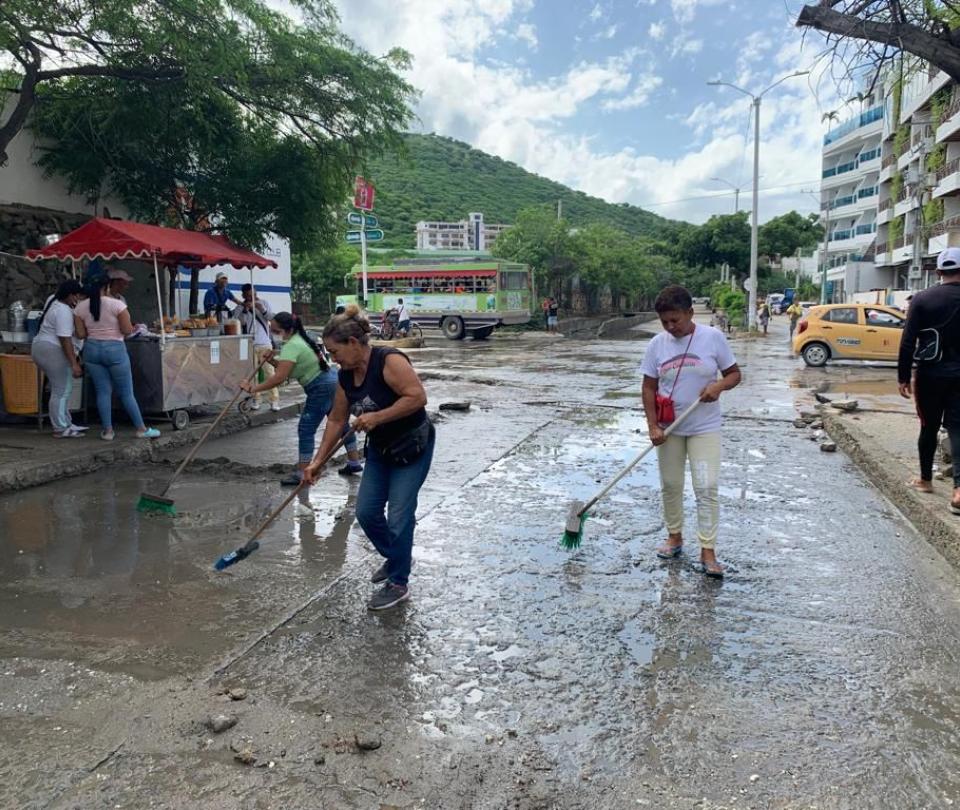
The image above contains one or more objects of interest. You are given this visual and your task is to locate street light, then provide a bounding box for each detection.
[708,70,810,330]
[710,177,741,213]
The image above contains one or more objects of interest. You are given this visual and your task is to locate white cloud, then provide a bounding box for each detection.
[670,0,698,24]
[648,21,667,40]
[589,3,604,21]
[515,22,538,50]
[328,0,823,224]
[601,72,663,111]
[670,32,703,58]
[603,24,619,39]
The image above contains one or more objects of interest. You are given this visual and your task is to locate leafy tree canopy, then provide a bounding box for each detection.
[4,0,414,250]
[758,211,824,258]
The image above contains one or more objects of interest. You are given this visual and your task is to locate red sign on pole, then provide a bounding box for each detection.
[354,176,376,211]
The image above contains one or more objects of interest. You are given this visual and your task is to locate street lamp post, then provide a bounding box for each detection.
[708,71,809,330]
[711,177,741,213]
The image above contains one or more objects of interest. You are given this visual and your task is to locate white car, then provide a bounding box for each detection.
[799,301,817,316]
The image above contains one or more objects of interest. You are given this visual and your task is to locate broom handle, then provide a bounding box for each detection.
[243,429,355,548]
[160,355,269,496]
[578,398,702,517]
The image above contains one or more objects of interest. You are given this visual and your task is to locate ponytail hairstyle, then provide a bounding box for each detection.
[37,279,84,330]
[273,311,329,371]
[88,278,109,322]
[322,303,371,346]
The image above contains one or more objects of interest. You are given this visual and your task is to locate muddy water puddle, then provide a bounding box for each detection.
[0,466,367,678]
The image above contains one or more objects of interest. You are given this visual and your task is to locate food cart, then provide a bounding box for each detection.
[26,218,277,429]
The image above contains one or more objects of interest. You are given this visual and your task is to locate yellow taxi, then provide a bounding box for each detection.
[793,303,905,367]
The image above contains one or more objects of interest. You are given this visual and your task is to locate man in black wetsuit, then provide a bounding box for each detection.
[899,247,960,512]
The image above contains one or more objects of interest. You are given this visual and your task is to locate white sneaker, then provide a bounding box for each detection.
[249,400,261,411]
[270,402,281,412]
[69,423,90,432]
[54,426,82,438]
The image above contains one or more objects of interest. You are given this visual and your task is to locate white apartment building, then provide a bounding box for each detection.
[818,61,960,302]
[415,212,510,251]
[818,97,885,302]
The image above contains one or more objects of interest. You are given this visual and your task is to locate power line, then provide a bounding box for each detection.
[639,180,821,208]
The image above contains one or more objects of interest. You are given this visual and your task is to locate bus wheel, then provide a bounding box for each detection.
[441,317,465,340]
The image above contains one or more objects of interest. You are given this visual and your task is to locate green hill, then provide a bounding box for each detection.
[365,133,679,248]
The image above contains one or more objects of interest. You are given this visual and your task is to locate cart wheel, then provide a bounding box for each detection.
[172,409,190,430]
[238,397,254,415]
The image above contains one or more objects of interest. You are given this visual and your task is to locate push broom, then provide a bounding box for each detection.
[561,398,701,549]
[137,356,269,515]
[214,429,355,570]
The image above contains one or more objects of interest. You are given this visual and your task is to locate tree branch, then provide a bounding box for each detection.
[797,3,960,82]
[36,64,186,82]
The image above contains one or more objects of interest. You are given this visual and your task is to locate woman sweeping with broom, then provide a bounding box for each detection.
[640,285,741,578]
[304,305,434,611]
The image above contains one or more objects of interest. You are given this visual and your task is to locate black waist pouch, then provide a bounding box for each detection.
[370,419,433,467]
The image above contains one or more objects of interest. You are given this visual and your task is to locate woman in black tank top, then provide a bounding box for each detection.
[305,305,434,611]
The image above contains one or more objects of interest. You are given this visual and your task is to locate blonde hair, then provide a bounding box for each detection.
[323,303,371,345]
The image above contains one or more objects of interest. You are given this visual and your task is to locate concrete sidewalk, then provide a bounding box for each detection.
[823,407,960,569]
[0,396,304,494]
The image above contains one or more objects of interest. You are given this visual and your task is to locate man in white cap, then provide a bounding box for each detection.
[898,246,960,512]
[204,271,241,319]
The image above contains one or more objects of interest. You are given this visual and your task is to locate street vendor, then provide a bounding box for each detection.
[236,284,279,412]
[107,267,132,305]
[204,272,241,320]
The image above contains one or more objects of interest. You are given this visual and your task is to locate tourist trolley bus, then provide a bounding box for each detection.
[337,258,532,339]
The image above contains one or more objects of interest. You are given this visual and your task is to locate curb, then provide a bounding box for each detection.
[822,411,960,570]
[0,401,303,495]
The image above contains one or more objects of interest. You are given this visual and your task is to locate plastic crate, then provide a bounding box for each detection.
[0,353,43,414]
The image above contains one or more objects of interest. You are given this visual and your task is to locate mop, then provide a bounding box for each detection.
[137,357,269,515]
[214,430,355,570]
[561,398,701,549]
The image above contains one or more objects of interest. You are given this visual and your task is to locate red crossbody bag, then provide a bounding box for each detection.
[655,328,695,425]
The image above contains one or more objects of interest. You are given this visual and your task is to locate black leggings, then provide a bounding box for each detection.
[915,374,960,486]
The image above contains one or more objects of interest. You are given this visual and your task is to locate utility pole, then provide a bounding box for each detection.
[557,199,562,221]
[711,177,741,213]
[708,70,809,330]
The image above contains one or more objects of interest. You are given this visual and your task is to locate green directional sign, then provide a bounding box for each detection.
[345,229,385,244]
[347,212,379,227]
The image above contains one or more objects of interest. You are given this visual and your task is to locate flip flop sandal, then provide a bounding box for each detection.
[951,502,960,516]
[656,543,683,559]
[701,560,725,579]
[907,479,934,493]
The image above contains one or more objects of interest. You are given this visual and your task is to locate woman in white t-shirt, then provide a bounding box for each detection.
[31,280,86,437]
[640,285,741,578]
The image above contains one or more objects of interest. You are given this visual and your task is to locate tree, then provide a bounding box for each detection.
[758,211,824,259]
[678,212,751,274]
[491,206,574,297]
[796,2,960,85]
[292,242,359,312]
[0,1,414,166]
[12,0,413,309]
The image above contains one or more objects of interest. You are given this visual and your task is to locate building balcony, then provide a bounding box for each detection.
[875,241,891,266]
[827,228,877,253]
[933,157,960,198]
[894,191,921,218]
[891,233,919,264]
[926,215,960,254]
[902,69,951,122]
[937,93,960,142]
[877,197,894,225]
[823,107,884,154]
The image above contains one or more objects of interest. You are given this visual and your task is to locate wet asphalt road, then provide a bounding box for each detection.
[3,316,960,809]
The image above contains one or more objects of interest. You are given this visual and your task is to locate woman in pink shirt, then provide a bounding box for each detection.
[74,279,159,441]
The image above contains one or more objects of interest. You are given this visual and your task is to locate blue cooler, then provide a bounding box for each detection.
[26,311,42,341]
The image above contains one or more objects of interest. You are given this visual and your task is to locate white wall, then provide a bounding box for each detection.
[175,234,292,316]
[0,100,129,217]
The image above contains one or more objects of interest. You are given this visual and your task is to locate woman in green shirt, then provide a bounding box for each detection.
[240,312,360,485]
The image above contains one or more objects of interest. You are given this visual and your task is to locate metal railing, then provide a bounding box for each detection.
[936,157,960,183]
[878,198,892,212]
[926,215,960,238]
[882,153,897,169]
[875,241,888,255]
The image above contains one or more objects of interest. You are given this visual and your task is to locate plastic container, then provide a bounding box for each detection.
[223,319,240,336]
[0,354,43,414]
[26,310,42,340]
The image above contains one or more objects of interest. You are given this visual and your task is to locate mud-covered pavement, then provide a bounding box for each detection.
[4,318,960,809]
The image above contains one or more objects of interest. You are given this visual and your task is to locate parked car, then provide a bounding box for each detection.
[793,303,904,367]
[798,301,817,316]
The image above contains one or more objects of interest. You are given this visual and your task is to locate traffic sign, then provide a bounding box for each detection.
[347,212,379,227]
[345,229,385,244]
[742,277,753,292]
[353,176,376,210]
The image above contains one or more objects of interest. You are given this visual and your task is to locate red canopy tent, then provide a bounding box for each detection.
[26,217,276,268]
[26,218,277,345]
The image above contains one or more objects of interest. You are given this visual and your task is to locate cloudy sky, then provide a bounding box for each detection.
[331,0,848,225]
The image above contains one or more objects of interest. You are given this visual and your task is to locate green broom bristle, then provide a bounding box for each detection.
[560,513,587,550]
[137,497,177,516]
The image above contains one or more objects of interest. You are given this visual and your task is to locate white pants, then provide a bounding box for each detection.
[254,346,280,404]
[655,432,721,549]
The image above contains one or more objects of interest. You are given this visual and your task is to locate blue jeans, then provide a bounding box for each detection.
[83,339,144,430]
[355,424,435,586]
[298,370,359,463]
